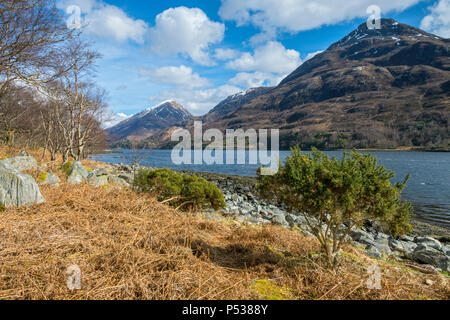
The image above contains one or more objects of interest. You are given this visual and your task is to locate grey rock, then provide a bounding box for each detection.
[442,245,450,257]
[88,175,108,187]
[66,161,89,184]
[389,239,417,253]
[415,237,443,251]
[271,214,289,227]
[0,155,37,172]
[366,246,383,259]
[108,176,130,187]
[350,229,374,242]
[374,241,393,256]
[92,168,108,176]
[413,247,449,272]
[400,235,415,242]
[0,168,45,207]
[38,171,60,186]
[375,232,390,240]
[285,214,297,227]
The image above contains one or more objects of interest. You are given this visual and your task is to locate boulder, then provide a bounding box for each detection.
[91,167,108,177]
[0,168,45,207]
[442,245,450,257]
[389,238,417,253]
[350,229,374,242]
[415,237,443,251]
[366,245,383,259]
[87,174,108,187]
[108,176,130,187]
[0,155,37,172]
[271,214,289,227]
[38,171,60,186]
[65,161,89,185]
[412,246,449,272]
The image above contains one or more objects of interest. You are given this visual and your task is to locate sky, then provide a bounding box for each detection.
[55,0,450,127]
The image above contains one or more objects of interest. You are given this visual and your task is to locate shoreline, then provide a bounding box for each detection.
[89,154,450,237]
[95,147,450,154]
[173,169,450,237]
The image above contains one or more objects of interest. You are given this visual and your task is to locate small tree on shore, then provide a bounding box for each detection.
[258,147,413,268]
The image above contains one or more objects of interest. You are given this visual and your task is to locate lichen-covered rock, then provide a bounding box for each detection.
[87,174,108,187]
[38,171,60,186]
[65,161,89,185]
[0,168,45,207]
[108,176,130,187]
[0,155,37,172]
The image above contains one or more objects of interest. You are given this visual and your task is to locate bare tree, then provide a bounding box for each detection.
[46,39,106,161]
[0,0,73,94]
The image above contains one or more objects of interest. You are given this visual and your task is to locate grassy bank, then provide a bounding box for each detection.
[0,146,449,300]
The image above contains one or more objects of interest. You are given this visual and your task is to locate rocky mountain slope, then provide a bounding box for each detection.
[202,87,274,122]
[110,18,449,150]
[198,18,449,150]
[106,100,193,143]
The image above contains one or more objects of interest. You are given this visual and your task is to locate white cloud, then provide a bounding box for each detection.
[57,0,148,43]
[226,41,301,74]
[421,0,450,38]
[141,65,211,88]
[151,85,242,115]
[228,72,283,88]
[214,48,240,60]
[224,41,302,90]
[103,112,131,129]
[219,0,421,38]
[149,7,225,66]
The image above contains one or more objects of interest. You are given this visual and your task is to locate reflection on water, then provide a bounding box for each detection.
[90,150,450,228]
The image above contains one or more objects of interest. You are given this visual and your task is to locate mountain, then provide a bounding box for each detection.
[106,100,193,143]
[202,87,274,122]
[196,18,449,150]
[111,18,449,150]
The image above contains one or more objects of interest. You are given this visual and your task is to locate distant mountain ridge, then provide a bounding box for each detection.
[106,100,193,143]
[196,18,449,150]
[108,18,449,150]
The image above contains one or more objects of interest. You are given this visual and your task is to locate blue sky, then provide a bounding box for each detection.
[55,0,449,126]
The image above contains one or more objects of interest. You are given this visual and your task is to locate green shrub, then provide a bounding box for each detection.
[0,202,5,212]
[258,147,413,268]
[134,168,226,211]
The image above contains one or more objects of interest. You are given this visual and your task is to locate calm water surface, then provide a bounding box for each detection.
[90,150,450,228]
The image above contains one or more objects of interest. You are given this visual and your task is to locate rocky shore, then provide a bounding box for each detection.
[1,150,449,274]
[176,170,450,273]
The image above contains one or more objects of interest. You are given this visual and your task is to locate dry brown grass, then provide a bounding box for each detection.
[0,146,449,300]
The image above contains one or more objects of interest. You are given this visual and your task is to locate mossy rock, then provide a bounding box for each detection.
[61,161,73,175]
[38,172,49,183]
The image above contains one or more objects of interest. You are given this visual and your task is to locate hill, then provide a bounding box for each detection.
[106,100,193,145]
[144,18,449,150]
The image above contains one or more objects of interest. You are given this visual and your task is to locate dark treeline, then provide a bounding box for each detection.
[0,0,108,160]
